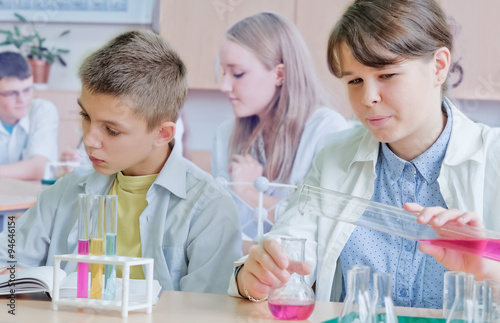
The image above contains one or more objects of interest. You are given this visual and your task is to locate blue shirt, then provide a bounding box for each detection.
[339,103,453,308]
[1,122,15,134]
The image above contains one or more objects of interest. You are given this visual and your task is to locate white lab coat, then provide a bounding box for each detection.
[228,98,500,301]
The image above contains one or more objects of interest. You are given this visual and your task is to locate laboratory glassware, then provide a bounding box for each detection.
[444,271,462,319]
[298,184,500,261]
[104,195,118,300]
[339,266,372,323]
[447,272,474,323]
[473,280,489,323]
[77,193,90,298]
[372,272,397,323]
[485,279,500,322]
[90,195,105,299]
[268,237,315,320]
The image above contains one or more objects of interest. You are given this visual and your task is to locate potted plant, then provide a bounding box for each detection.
[27,28,70,84]
[0,13,70,84]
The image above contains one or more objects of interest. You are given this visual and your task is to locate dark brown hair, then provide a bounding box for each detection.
[327,0,453,82]
[0,51,32,80]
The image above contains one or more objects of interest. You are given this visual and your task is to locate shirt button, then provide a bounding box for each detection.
[405,244,413,251]
[400,289,408,297]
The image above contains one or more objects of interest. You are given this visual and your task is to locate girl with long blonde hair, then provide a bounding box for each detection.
[212,12,349,244]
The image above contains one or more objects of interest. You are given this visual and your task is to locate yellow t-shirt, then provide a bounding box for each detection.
[108,171,158,279]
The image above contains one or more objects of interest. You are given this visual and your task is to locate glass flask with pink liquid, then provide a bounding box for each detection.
[268,237,315,320]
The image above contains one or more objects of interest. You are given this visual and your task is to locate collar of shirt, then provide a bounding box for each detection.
[380,100,453,185]
[351,97,484,173]
[0,113,29,136]
[442,97,484,165]
[1,121,15,134]
[152,141,187,200]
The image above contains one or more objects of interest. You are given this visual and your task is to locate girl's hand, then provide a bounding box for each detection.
[404,202,500,281]
[237,239,311,300]
[228,154,263,196]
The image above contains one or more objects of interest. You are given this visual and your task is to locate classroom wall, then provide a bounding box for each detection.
[1,18,499,153]
[0,21,149,90]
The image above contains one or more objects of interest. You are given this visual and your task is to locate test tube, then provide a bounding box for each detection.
[77,194,90,298]
[104,195,118,300]
[298,184,500,261]
[90,195,105,299]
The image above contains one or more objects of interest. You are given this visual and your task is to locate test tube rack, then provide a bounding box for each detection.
[52,254,154,318]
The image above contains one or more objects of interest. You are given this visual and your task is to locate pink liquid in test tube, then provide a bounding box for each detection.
[418,238,500,261]
[77,194,90,298]
[77,239,89,298]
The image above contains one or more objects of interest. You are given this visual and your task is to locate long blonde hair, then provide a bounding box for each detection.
[226,12,330,182]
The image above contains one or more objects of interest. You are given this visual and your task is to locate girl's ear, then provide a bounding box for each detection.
[155,121,176,146]
[433,47,451,86]
[274,63,285,87]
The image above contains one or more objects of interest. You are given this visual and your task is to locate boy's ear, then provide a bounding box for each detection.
[155,121,176,146]
[433,47,451,87]
[274,63,285,87]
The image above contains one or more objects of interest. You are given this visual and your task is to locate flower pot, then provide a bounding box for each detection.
[28,58,51,84]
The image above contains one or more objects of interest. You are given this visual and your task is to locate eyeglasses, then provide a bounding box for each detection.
[0,86,34,99]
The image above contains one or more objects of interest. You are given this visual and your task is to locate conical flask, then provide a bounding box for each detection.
[372,272,397,323]
[268,237,315,320]
[472,280,490,323]
[339,266,371,323]
[447,272,474,323]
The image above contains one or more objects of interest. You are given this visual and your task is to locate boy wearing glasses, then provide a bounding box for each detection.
[0,51,58,180]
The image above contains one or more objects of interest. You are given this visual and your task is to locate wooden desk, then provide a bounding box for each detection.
[4,291,442,322]
[0,179,43,232]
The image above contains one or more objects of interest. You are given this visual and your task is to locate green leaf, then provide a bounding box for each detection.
[57,49,70,54]
[0,30,13,35]
[59,30,70,37]
[14,13,28,22]
[14,26,20,37]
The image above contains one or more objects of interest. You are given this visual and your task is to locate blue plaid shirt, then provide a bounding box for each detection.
[340,102,453,308]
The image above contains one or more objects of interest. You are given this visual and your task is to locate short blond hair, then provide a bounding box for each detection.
[79,30,188,131]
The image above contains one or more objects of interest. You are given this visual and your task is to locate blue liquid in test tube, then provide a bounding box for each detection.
[104,195,118,300]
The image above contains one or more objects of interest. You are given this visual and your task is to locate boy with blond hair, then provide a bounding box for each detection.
[0,30,242,294]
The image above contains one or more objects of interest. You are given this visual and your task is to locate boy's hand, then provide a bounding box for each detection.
[237,239,311,301]
[404,202,500,281]
[58,147,82,175]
